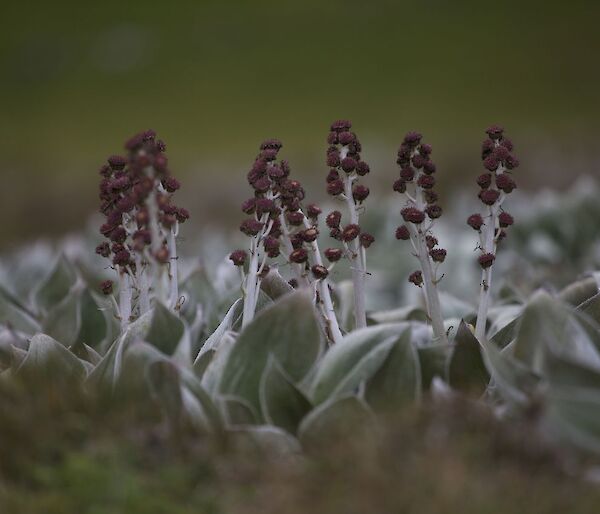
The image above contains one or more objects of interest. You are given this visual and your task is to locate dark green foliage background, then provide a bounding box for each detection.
[1,0,599,242]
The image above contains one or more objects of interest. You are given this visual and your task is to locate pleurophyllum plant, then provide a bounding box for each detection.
[467,126,518,341]
[393,131,448,344]
[96,130,189,329]
[8,120,600,466]
[324,120,374,330]
[230,139,344,344]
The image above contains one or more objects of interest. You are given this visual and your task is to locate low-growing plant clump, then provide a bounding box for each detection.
[1,123,600,511]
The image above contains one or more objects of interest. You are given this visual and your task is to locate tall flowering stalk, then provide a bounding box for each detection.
[393,132,447,344]
[325,120,374,330]
[96,130,189,329]
[231,140,343,343]
[469,126,518,341]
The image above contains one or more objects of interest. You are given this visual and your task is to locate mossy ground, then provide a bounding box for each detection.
[1,375,599,514]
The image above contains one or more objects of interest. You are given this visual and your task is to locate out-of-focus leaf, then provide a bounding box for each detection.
[195,299,241,364]
[490,314,521,349]
[335,280,354,332]
[418,344,451,390]
[220,395,259,426]
[447,321,490,395]
[34,255,77,314]
[559,278,598,307]
[260,268,294,300]
[479,335,540,407]
[543,386,600,455]
[231,290,273,332]
[259,356,312,434]
[179,367,224,433]
[10,346,28,371]
[365,328,421,409]
[18,333,86,381]
[77,289,106,348]
[41,287,82,347]
[219,291,322,418]
[309,324,409,405]
[298,396,375,451]
[145,302,184,356]
[368,306,427,324]
[201,332,236,395]
[439,292,476,321]
[70,340,102,366]
[147,360,184,427]
[0,288,40,334]
[511,291,567,370]
[179,266,218,326]
[193,349,214,379]
[87,311,152,390]
[229,426,301,457]
[579,292,600,325]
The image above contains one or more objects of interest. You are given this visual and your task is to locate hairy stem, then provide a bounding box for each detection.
[342,172,367,329]
[302,216,344,344]
[475,204,498,340]
[118,271,132,330]
[413,180,447,343]
[167,224,179,311]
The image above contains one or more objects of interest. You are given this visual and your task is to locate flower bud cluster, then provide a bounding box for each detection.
[471,126,519,340]
[324,120,373,329]
[393,132,447,343]
[97,130,188,271]
[468,126,518,269]
[231,139,343,342]
[96,130,188,324]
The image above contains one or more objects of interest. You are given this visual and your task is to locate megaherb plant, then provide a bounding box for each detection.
[1,125,600,465]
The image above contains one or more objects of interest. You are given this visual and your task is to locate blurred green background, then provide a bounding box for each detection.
[2,0,599,245]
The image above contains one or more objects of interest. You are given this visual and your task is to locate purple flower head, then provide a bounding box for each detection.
[341,224,361,242]
[467,213,484,231]
[425,204,442,219]
[326,211,342,228]
[325,247,343,262]
[289,248,308,264]
[327,179,344,196]
[307,204,322,218]
[401,207,426,225]
[400,167,415,182]
[426,235,438,249]
[429,248,447,263]
[162,176,180,193]
[286,211,304,226]
[395,225,411,240]
[240,218,264,236]
[403,132,422,147]
[341,157,357,173]
[311,265,329,280]
[477,173,492,189]
[352,184,370,203]
[229,250,247,266]
[485,125,504,140]
[409,270,423,287]
[331,120,352,132]
[101,280,114,295]
[360,233,375,248]
[302,227,319,243]
[478,252,496,269]
[498,211,514,227]
[393,179,407,194]
[479,189,500,206]
[356,161,370,176]
[417,174,435,190]
[495,173,517,194]
[108,155,127,170]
